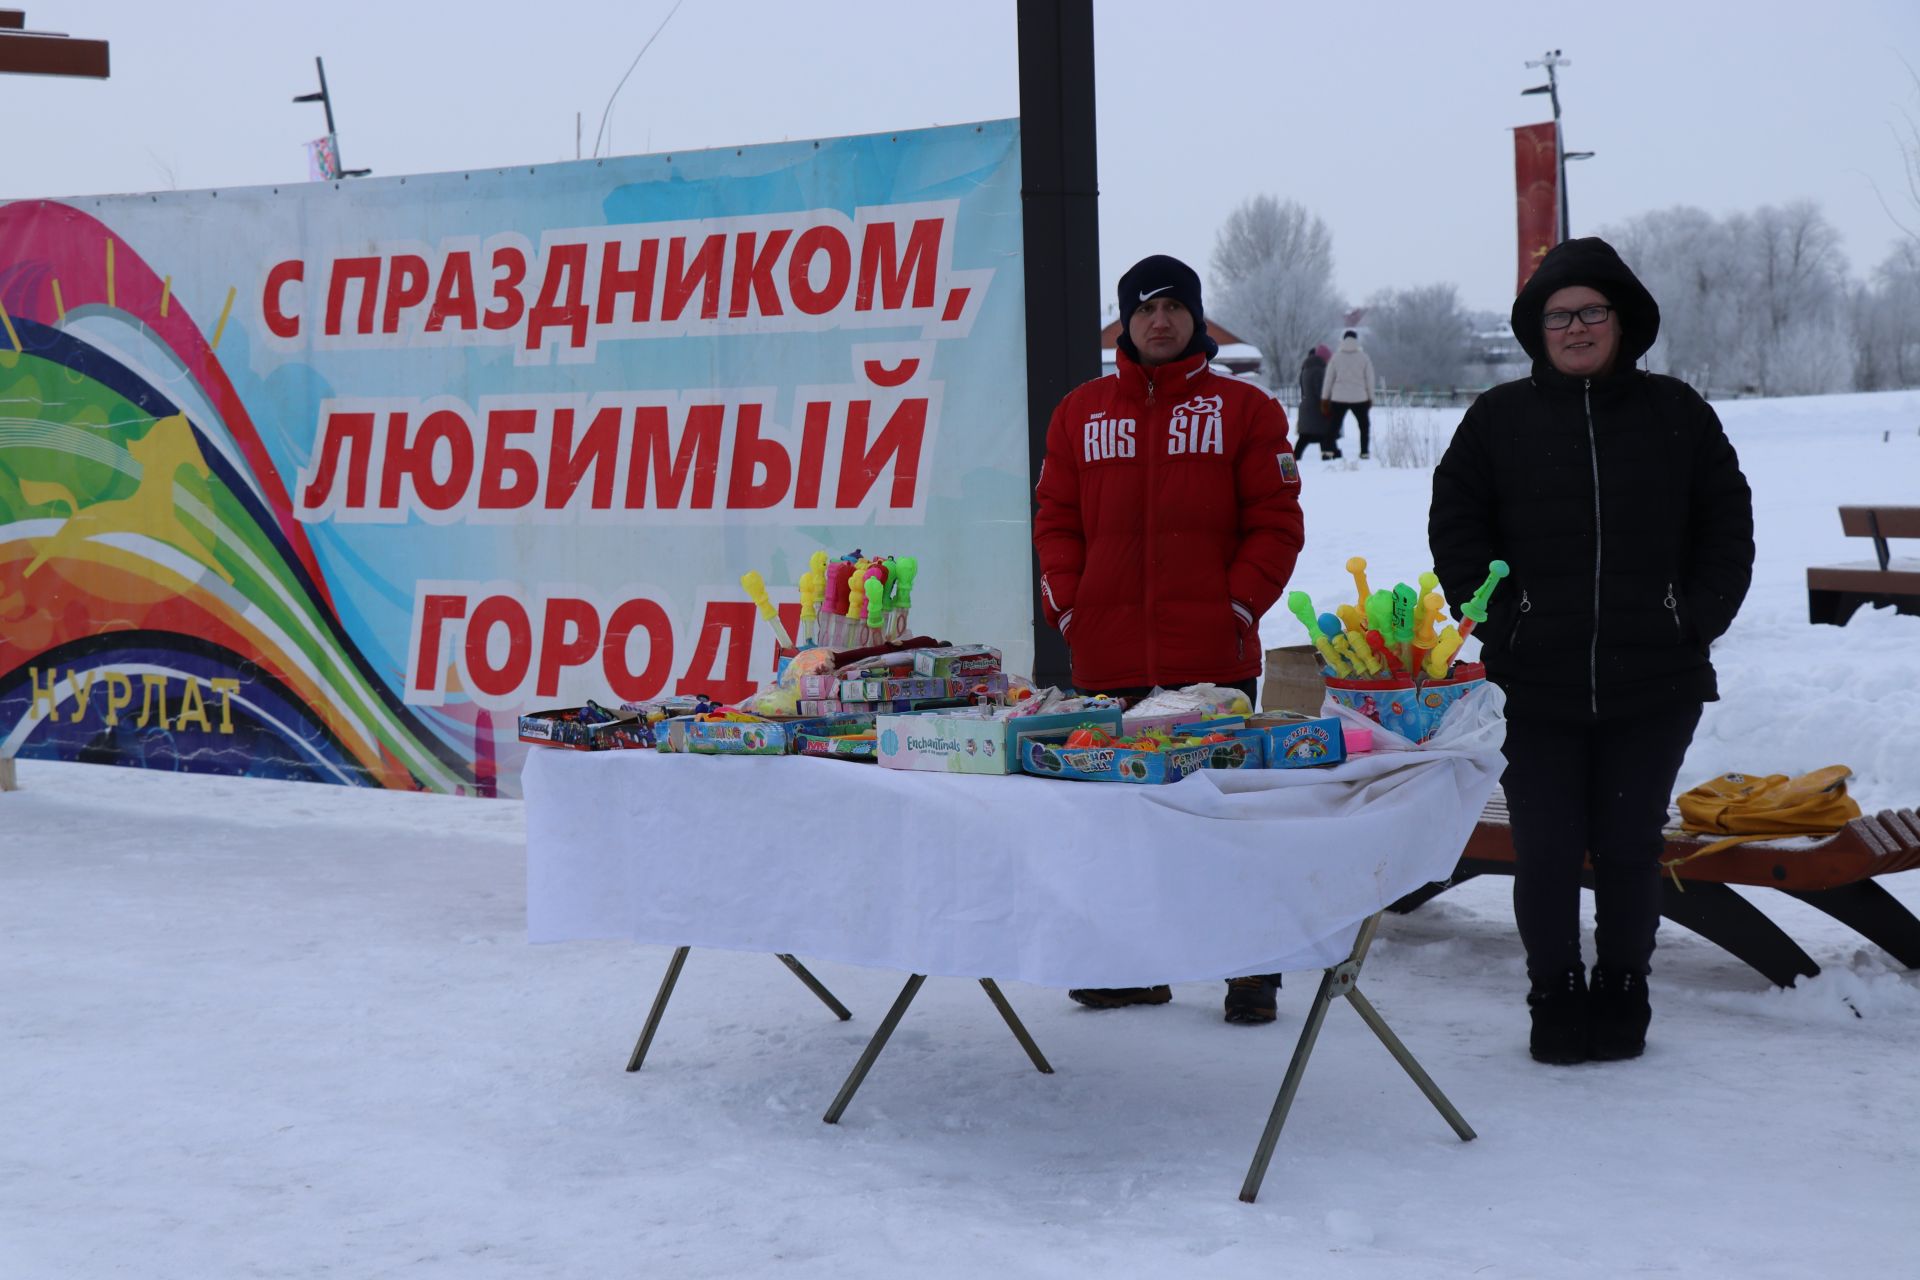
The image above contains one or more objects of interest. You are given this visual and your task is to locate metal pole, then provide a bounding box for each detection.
[313,56,338,136]
[1549,67,1569,243]
[1017,0,1100,691]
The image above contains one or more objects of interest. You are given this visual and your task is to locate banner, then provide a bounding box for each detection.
[1514,121,1559,293]
[0,120,1028,795]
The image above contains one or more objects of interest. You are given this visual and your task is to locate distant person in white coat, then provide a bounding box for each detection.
[1318,329,1377,459]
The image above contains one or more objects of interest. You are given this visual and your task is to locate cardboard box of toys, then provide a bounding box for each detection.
[1017,727,1252,784]
[1236,711,1347,769]
[874,706,1122,776]
[684,711,875,756]
[518,704,653,751]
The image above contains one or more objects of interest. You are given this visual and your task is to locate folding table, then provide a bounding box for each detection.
[524,690,1504,1201]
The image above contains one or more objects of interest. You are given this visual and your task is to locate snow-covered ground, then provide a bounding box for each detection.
[5,389,1919,1277]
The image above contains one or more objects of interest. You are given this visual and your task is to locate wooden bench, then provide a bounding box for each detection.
[1389,789,1920,986]
[1807,504,1920,625]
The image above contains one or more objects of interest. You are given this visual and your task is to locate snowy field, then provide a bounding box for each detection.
[5,389,1919,1277]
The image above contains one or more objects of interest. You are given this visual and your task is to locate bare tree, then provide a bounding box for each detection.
[1208,196,1344,389]
[1873,59,1920,246]
[1360,283,1474,391]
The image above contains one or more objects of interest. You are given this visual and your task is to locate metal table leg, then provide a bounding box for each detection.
[625,945,691,1072]
[776,954,854,1020]
[823,974,926,1124]
[627,949,855,1072]
[1239,912,1475,1203]
[823,976,1055,1124]
[978,979,1054,1074]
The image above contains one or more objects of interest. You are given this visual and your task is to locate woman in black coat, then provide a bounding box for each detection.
[1428,237,1754,1066]
[1296,345,1337,459]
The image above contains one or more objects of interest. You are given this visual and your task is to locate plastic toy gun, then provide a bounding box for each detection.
[1457,560,1510,641]
[1287,590,1351,677]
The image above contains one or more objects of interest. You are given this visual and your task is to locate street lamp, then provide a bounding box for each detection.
[293,56,371,179]
[1521,49,1594,243]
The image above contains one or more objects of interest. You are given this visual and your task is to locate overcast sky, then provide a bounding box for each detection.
[6,0,1918,315]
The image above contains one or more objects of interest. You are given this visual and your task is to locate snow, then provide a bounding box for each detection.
[5,389,1919,1277]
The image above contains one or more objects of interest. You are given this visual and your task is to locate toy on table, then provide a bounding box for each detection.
[885,556,918,640]
[739,570,794,650]
[797,551,829,647]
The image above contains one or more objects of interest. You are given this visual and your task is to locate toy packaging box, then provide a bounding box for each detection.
[874,706,1122,776]
[684,712,875,756]
[518,706,653,751]
[1017,730,1251,784]
[1237,712,1347,769]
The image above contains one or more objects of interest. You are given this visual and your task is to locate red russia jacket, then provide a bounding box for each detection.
[1033,349,1305,690]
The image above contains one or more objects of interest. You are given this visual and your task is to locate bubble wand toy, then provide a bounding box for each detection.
[864,574,888,632]
[1456,560,1510,641]
[844,558,873,645]
[739,571,794,651]
[821,558,851,648]
[1286,590,1351,677]
[797,566,823,648]
[885,556,918,640]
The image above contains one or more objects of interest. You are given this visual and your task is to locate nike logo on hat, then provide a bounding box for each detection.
[1138,285,1174,302]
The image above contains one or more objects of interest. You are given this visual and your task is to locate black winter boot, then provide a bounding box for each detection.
[1222,973,1283,1024]
[1588,966,1651,1061]
[1526,964,1589,1065]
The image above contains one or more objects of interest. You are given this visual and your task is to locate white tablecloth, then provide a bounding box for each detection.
[524,685,1506,986]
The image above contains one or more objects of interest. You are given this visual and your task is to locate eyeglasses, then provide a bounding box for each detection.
[1543,304,1613,330]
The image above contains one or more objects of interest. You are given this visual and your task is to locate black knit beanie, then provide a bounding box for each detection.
[1115,254,1219,361]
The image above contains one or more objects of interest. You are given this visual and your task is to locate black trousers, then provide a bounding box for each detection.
[1499,703,1703,983]
[1327,401,1371,455]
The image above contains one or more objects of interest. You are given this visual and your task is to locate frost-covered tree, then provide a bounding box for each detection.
[1208,196,1344,389]
[1852,240,1920,389]
[1605,201,1850,395]
[1359,283,1474,391]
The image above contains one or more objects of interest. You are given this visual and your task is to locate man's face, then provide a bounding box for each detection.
[1542,285,1619,379]
[1128,297,1195,367]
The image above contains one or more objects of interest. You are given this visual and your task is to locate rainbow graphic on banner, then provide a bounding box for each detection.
[0,201,481,792]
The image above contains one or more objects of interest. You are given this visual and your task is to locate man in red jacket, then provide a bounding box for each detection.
[1034,254,1306,1023]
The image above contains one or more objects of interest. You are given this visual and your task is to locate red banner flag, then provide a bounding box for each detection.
[1514,122,1559,294]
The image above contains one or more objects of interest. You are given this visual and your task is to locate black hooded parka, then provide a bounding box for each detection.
[1428,238,1755,722]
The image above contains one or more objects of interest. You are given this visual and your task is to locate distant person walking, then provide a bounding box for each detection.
[1295,345,1338,459]
[1319,329,1376,459]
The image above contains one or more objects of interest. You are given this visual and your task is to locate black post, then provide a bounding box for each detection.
[313,56,338,136]
[1017,0,1099,690]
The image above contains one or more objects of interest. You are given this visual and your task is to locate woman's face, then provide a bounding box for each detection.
[1543,285,1619,379]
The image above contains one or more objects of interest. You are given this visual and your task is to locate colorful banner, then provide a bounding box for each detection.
[0,120,1028,795]
[1514,121,1559,294]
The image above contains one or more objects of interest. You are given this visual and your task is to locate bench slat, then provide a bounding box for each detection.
[1470,793,1920,892]
[1839,505,1920,540]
